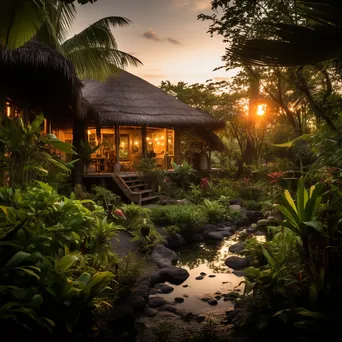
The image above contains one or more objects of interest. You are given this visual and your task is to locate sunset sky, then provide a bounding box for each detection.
[72,0,234,86]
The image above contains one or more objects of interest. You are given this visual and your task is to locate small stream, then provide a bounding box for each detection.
[160,236,245,314]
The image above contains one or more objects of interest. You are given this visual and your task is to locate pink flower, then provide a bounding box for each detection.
[114,209,126,219]
[267,171,284,184]
[163,177,171,183]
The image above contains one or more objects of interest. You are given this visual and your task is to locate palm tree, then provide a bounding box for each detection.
[0,0,141,80]
[229,1,342,68]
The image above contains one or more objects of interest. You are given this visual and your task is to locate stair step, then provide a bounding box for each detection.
[131,189,153,195]
[140,195,159,202]
[124,179,141,183]
[128,183,145,189]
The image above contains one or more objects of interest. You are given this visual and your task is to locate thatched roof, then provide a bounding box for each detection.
[0,41,82,119]
[83,71,224,129]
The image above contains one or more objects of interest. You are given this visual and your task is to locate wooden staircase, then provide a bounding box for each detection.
[112,173,159,205]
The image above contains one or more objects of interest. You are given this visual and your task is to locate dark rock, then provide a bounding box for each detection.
[160,285,174,294]
[131,289,149,300]
[125,295,146,312]
[215,291,222,295]
[149,272,162,286]
[221,230,233,237]
[191,233,204,242]
[216,223,226,228]
[215,296,221,300]
[201,224,217,234]
[158,304,178,313]
[246,226,256,234]
[158,311,178,318]
[233,270,245,277]
[229,242,245,254]
[206,231,224,240]
[257,219,267,227]
[149,288,161,295]
[208,274,216,278]
[182,284,189,288]
[180,311,194,320]
[109,305,135,334]
[201,296,212,302]
[208,299,218,306]
[254,231,265,236]
[174,297,184,303]
[166,233,186,249]
[158,267,190,285]
[196,276,204,280]
[151,244,178,269]
[143,308,158,317]
[195,315,206,323]
[153,283,163,289]
[149,296,167,308]
[230,199,242,206]
[183,294,189,298]
[200,272,207,276]
[229,204,241,212]
[225,256,250,270]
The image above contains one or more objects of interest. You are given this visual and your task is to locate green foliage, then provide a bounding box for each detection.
[91,186,121,210]
[0,115,75,187]
[200,199,227,223]
[0,182,120,339]
[151,205,208,238]
[170,161,195,189]
[135,158,165,191]
[120,203,151,231]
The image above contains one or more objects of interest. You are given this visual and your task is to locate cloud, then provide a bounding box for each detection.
[141,29,181,46]
[166,37,181,45]
[142,29,162,42]
[171,0,211,11]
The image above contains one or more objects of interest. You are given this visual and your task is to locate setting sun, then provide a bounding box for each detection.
[257,104,267,116]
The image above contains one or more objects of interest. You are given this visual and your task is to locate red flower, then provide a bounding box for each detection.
[267,171,284,184]
[114,209,126,220]
[200,177,209,189]
[163,177,171,183]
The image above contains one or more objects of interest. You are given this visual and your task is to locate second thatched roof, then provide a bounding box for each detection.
[83,71,224,129]
[0,41,82,119]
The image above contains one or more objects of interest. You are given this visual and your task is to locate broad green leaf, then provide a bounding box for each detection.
[29,114,45,133]
[14,267,40,280]
[2,251,31,273]
[284,190,298,214]
[272,134,312,148]
[262,248,276,267]
[0,205,9,216]
[44,134,77,155]
[31,294,43,308]
[57,255,79,272]
[304,220,323,233]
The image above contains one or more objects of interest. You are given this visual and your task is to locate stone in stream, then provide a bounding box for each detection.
[151,266,190,285]
[182,284,189,288]
[215,291,222,295]
[254,231,265,236]
[229,242,245,254]
[158,304,178,313]
[175,297,184,303]
[131,289,149,300]
[125,295,146,312]
[221,230,233,237]
[158,311,178,318]
[233,270,245,277]
[208,274,216,278]
[225,256,251,270]
[196,276,204,280]
[246,226,256,234]
[183,294,189,298]
[208,299,218,306]
[201,296,212,302]
[215,296,222,300]
[143,308,158,317]
[160,285,174,294]
[200,272,207,276]
[149,296,167,308]
[151,244,178,269]
[201,224,218,234]
[166,233,185,249]
[149,288,161,295]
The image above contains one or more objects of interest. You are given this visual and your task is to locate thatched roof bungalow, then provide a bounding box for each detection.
[52,70,225,175]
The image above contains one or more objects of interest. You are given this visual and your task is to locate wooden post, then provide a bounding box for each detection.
[174,129,181,165]
[23,107,29,126]
[141,125,147,159]
[72,118,86,185]
[115,125,120,164]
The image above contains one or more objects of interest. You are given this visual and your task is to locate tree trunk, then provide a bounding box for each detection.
[72,118,86,185]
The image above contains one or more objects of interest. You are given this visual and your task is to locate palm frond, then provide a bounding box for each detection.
[229,1,342,66]
[65,47,141,80]
[62,16,131,51]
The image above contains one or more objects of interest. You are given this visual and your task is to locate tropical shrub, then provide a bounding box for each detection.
[120,203,151,231]
[151,204,208,238]
[200,199,228,223]
[0,182,120,340]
